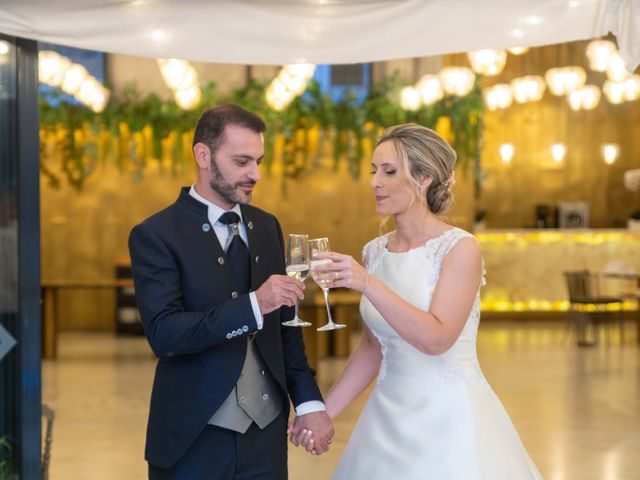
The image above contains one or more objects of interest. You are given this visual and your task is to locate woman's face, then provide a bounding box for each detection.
[370,141,421,216]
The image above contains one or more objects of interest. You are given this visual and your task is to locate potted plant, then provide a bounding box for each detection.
[0,435,16,480]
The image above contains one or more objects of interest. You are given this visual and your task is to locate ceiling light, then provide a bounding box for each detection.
[400,86,421,111]
[545,66,586,95]
[510,75,546,103]
[603,80,627,104]
[585,39,617,72]
[483,84,513,110]
[601,143,619,165]
[499,143,515,164]
[150,30,167,42]
[551,143,566,163]
[567,85,601,110]
[439,66,475,96]
[467,49,507,76]
[508,47,529,55]
[606,52,631,81]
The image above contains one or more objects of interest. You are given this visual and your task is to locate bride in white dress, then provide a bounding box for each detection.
[309,124,542,479]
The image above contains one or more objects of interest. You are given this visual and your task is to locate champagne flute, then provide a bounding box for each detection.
[309,237,347,331]
[282,234,312,327]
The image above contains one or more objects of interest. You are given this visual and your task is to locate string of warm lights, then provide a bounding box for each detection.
[400,67,475,111]
[157,58,201,110]
[481,39,640,113]
[496,141,618,166]
[481,39,638,167]
[38,50,110,112]
[265,64,316,111]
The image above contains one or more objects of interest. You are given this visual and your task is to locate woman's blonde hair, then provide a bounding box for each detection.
[377,123,457,215]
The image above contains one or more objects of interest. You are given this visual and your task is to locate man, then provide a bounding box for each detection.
[129,104,333,479]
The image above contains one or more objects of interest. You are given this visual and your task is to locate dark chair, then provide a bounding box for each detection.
[563,271,624,347]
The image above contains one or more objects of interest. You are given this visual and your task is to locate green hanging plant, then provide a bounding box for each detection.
[39,76,484,191]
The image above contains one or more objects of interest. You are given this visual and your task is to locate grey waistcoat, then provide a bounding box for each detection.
[208,338,284,433]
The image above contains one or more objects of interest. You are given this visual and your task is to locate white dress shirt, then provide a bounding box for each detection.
[188,185,325,416]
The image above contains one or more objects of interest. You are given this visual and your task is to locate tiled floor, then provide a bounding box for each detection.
[42,322,640,479]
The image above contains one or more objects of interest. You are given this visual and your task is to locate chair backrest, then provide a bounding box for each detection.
[563,270,600,303]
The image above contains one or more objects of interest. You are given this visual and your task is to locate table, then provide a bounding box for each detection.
[41,280,133,359]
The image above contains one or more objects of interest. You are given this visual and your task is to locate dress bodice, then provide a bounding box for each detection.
[360,228,488,389]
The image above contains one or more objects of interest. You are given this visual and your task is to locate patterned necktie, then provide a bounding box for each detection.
[218,211,251,294]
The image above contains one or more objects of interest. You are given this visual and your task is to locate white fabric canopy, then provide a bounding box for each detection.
[0,0,638,71]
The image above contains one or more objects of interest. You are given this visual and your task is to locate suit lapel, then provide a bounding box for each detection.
[188,204,236,293]
[240,205,261,292]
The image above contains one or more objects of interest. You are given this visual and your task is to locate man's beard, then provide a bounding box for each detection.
[209,159,255,205]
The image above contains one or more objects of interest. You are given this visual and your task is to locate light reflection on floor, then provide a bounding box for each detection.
[42,321,640,480]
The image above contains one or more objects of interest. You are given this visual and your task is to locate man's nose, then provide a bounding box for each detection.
[248,162,261,182]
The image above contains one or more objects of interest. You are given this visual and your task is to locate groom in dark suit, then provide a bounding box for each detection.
[129,104,333,479]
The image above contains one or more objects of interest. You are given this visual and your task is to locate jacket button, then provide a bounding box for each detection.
[262,394,269,400]
[242,325,249,332]
[226,333,232,339]
[239,396,246,403]
[202,223,210,232]
[254,255,260,263]
[236,328,243,335]
[231,291,238,299]
[247,221,254,230]
[218,257,225,265]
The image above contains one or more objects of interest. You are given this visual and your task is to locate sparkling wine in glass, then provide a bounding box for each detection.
[309,237,346,331]
[282,234,312,327]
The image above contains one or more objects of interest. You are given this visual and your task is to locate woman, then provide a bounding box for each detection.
[308,124,542,478]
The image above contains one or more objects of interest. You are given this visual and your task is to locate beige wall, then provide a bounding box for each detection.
[41,144,473,330]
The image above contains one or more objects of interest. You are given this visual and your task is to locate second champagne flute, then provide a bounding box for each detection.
[282,234,312,327]
[309,237,346,331]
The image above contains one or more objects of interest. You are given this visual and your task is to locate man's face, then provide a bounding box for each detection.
[207,125,264,209]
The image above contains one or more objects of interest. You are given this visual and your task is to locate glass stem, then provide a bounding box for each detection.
[294,300,300,320]
[322,287,334,325]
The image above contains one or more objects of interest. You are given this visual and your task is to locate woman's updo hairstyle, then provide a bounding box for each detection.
[377,123,457,215]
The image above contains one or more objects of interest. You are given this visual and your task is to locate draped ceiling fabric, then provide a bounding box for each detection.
[0,0,638,71]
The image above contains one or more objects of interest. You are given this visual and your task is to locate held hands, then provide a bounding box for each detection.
[255,275,305,315]
[287,411,334,455]
[312,252,369,292]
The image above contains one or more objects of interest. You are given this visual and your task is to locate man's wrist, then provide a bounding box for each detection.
[249,292,263,329]
[295,400,325,416]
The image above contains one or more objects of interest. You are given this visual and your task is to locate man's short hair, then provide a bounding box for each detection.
[192,104,266,159]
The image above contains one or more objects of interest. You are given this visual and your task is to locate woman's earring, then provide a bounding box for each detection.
[418,185,426,195]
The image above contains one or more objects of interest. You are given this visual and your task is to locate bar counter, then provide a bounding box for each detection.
[476,229,640,312]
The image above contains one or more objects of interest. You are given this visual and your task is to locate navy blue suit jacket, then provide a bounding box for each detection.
[128,188,322,469]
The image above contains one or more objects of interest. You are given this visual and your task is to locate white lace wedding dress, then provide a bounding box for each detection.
[333,228,542,480]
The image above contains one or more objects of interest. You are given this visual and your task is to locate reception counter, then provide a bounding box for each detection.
[476,229,640,313]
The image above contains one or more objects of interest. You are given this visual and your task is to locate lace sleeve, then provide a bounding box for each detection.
[432,228,487,287]
[361,244,369,270]
[361,234,389,272]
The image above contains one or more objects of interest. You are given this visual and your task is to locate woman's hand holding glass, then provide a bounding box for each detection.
[309,238,347,331]
[310,251,370,293]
